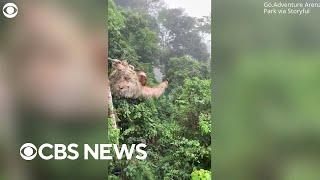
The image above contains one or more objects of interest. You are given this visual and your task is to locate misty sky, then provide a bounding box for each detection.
[163,0,211,54]
[164,0,211,18]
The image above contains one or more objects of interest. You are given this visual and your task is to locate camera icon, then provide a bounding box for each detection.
[20,143,37,160]
[3,3,18,18]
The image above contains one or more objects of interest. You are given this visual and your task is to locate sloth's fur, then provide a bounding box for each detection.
[109,60,168,99]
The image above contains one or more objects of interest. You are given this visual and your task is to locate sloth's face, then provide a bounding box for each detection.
[113,71,141,98]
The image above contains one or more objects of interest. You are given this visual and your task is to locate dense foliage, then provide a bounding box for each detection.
[191,169,212,180]
[108,0,212,179]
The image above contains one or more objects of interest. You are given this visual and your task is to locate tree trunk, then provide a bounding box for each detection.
[108,85,118,129]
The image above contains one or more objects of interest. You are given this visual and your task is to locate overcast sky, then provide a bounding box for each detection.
[162,0,211,55]
[163,0,211,18]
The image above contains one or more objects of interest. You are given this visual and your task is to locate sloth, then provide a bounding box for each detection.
[109,60,168,99]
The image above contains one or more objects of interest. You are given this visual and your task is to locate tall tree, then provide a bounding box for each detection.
[122,11,160,65]
[158,8,210,63]
[115,0,165,15]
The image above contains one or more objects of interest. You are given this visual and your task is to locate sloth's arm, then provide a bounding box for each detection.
[141,81,168,98]
[137,71,147,86]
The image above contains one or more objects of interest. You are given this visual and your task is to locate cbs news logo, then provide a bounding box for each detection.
[20,143,148,161]
[2,3,18,18]
[20,143,80,161]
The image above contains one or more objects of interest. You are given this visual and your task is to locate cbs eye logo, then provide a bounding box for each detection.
[2,3,18,19]
[20,143,37,161]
